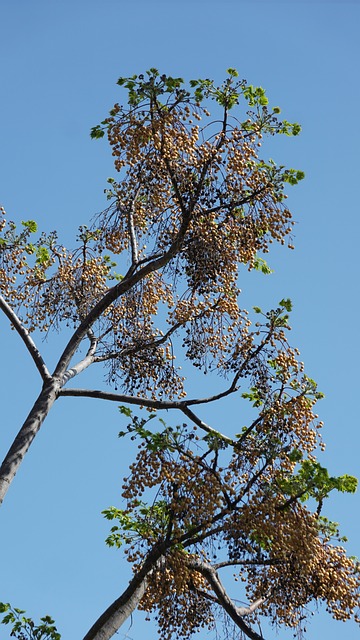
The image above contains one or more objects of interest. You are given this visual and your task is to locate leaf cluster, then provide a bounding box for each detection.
[0,603,60,640]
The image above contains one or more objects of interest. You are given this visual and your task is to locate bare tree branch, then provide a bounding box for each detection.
[57,387,182,407]
[187,557,266,640]
[202,185,270,217]
[0,294,51,382]
[213,559,279,569]
[61,332,98,385]
[126,186,141,266]
[180,405,235,446]
[58,387,237,445]
[93,320,184,363]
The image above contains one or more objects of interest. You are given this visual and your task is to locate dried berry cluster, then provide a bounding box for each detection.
[114,396,359,639]
[0,70,297,400]
[139,552,214,640]
[1,71,359,640]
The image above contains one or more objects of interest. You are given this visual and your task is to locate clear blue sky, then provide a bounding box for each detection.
[1,1,359,639]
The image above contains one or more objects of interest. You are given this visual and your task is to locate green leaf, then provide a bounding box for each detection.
[1,613,15,624]
[283,168,305,185]
[119,405,132,417]
[335,474,358,494]
[253,256,273,275]
[203,431,228,451]
[274,314,289,327]
[292,123,301,136]
[226,67,239,77]
[0,603,61,638]
[21,220,38,233]
[90,126,105,139]
[36,246,50,265]
[279,120,302,137]
[279,298,292,312]
[242,386,264,407]
[288,448,303,463]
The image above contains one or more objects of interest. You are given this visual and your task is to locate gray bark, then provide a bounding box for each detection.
[187,557,266,640]
[83,552,165,640]
[83,553,267,640]
[0,378,60,504]
[0,195,192,505]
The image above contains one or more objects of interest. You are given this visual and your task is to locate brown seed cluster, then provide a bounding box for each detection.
[139,551,214,640]
[1,76,296,398]
[242,502,360,629]
[114,416,359,639]
[2,72,359,639]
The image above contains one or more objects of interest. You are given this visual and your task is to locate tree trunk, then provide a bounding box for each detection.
[83,554,164,640]
[0,378,60,504]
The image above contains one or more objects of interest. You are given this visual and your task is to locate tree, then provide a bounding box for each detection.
[0,69,359,640]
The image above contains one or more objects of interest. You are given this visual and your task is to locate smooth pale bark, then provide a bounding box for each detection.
[83,552,267,640]
[0,193,193,506]
[187,557,266,640]
[83,552,165,640]
[0,378,60,504]
[0,295,51,382]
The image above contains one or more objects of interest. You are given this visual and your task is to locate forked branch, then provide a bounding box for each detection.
[187,557,266,640]
[58,387,237,445]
